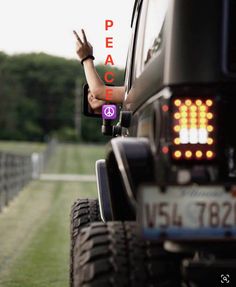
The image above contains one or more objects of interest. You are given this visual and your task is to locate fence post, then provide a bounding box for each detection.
[0,139,56,213]
[0,153,4,212]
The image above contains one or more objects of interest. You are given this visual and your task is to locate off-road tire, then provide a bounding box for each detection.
[70,199,101,287]
[73,221,181,287]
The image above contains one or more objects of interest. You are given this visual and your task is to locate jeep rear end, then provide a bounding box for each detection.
[111,0,236,284]
[75,0,236,286]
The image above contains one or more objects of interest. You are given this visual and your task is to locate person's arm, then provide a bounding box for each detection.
[83,59,125,104]
[88,90,105,111]
[73,29,125,104]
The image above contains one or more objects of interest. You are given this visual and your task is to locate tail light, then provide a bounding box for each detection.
[171,98,216,161]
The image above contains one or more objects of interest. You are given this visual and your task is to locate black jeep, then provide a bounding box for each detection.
[71,0,236,286]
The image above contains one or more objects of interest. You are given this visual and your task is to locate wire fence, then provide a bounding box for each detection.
[0,139,57,213]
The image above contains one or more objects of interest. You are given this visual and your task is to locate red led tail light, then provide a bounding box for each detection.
[172,98,216,160]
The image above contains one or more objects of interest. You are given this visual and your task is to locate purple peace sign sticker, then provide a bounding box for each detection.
[102,104,117,120]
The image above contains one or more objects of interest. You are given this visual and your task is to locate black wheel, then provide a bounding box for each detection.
[73,222,181,287]
[70,199,101,287]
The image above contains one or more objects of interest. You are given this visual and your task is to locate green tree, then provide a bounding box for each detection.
[0,51,124,142]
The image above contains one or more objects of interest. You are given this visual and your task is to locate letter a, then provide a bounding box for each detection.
[105,55,114,65]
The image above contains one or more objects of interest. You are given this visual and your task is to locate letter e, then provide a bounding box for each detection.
[106,37,113,48]
[105,88,113,101]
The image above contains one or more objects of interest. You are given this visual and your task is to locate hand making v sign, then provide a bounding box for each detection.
[73,29,125,104]
[73,29,94,64]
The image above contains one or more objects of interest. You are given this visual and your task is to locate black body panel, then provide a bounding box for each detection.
[125,0,236,113]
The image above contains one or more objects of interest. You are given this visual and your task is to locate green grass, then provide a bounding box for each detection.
[46,144,105,174]
[0,143,104,287]
[0,140,105,174]
[0,141,45,155]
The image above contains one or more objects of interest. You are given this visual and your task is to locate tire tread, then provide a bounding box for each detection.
[73,222,181,287]
[70,199,101,287]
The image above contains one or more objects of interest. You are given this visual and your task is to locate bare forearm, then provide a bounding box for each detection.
[83,59,105,96]
[83,59,125,103]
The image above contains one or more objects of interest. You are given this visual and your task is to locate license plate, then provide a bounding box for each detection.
[139,185,236,240]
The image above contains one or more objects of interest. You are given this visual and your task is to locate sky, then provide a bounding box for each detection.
[0,0,135,68]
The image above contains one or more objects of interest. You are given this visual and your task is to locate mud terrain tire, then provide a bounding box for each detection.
[73,222,181,287]
[70,199,101,287]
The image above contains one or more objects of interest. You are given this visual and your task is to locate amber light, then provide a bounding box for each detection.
[174,113,181,119]
[185,151,192,158]
[196,150,203,158]
[207,138,214,145]
[199,106,207,112]
[180,106,187,112]
[174,99,181,107]
[190,105,197,112]
[181,112,188,118]
[206,99,213,107]
[206,151,214,158]
[207,125,214,132]
[185,99,192,106]
[196,100,202,106]
[172,98,216,160]
[174,138,181,145]
[174,125,181,132]
[174,151,182,158]
[207,113,213,119]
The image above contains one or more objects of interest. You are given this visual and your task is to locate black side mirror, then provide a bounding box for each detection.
[82,83,119,119]
[82,83,121,136]
[82,83,101,118]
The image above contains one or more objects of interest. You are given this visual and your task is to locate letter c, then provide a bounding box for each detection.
[104,71,115,83]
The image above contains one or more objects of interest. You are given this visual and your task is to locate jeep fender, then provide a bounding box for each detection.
[97,137,154,221]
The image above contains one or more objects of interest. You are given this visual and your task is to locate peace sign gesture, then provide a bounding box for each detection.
[73,29,93,62]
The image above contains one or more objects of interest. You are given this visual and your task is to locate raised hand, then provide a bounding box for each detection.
[73,29,93,62]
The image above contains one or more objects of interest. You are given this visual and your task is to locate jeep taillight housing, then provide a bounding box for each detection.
[171,98,216,161]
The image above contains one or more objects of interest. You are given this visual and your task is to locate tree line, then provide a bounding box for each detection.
[0,52,124,142]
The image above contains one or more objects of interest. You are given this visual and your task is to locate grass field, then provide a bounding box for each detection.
[0,141,45,155]
[46,144,105,174]
[0,143,105,287]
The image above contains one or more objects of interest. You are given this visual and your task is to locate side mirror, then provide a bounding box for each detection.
[82,83,119,120]
[82,83,101,118]
[82,83,121,136]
